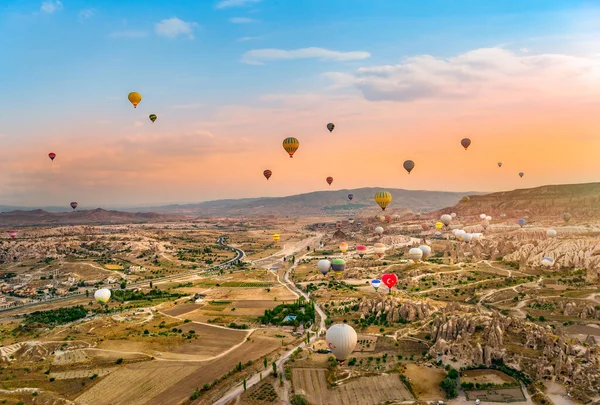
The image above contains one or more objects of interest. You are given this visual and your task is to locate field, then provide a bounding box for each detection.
[465,387,526,402]
[292,368,414,405]
[461,369,518,385]
[403,364,446,401]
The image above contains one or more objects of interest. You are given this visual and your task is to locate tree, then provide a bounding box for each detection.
[120,281,127,289]
[85,290,89,298]
[272,361,277,376]
[150,281,153,288]
[243,378,247,391]
[263,357,268,369]
[440,377,458,399]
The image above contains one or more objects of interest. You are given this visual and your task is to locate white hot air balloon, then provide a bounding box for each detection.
[479,214,487,220]
[455,230,466,240]
[440,214,452,227]
[471,233,483,240]
[375,226,384,235]
[540,257,555,267]
[371,279,381,291]
[408,248,423,263]
[546,229,557,238]
[434,231,442,238]
[462,233,473,242]
[318,260,331,276]
[481,220,490,230]
[373,243,386,258]
[326,324,358,363]
[94,288,111,304]
[418,245,432,260]
[486,216,492,221]
[450,213,457,218]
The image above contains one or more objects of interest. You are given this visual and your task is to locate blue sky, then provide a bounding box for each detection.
[1,0,600,206]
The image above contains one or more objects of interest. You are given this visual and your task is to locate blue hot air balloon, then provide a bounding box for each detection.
[348,194,354,201]
[371,279,381,291]
[517,218,526,228]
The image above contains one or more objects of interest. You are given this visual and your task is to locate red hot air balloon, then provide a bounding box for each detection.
[7,230,17,239]
[461,138,471,150]
[326,176,333,185]
[70,202,78,210]
[381,273,398,290]
[48,152,56,162]
[263,170,272,180]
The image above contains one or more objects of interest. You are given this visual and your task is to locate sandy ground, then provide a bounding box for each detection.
[404,364,446,401]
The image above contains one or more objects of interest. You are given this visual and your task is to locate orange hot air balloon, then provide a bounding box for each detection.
[128,92,142,108]
[48,152,56,162]
[326,176,333,185]
[263,170,272,180]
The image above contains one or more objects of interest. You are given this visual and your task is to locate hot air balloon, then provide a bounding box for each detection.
[355,245,367,258]
[336,221,342,229]
[375,226,384,235]
[347,218,355,224]
[403,160,415,174]
[546,229,557,238]
[481,220,490,230]
[283,137,299,158]
[379,215,386,223]
[327,123,335,133]
[7,230,17,239]
[326,324,357,364]
[149,114,157,123]
[498,162,502,167]
[462,233,473,242]
[517,218,526,228]
[48,152,56,162]
[263,170,272,180]
[385,215,392,224]
[317,260,331,276]
[373,243,386,258]
[563,213,572,223]
[540,257,555,267]
[418,245,432,260]
[94,288,111,304]
[357,221,362,226]
[440,214,452,227]
[461,138,471,150]
[455,230,466,240]
[371,279,381,291]
[326,176,333,186]
[331,258,346,273]
[435,222,443,230]
[519,172,524,178]
[434,231,442,238]
[339,242,348,254]
[273,233,280,243]
[479,214,487,220]
[460,196,470,203]
[450,213,457,218]
[375,191,392,211]
[348,194,354,201]
[408,248,423,263]
[128,92,142,108]
[421,223,430,231]
[486,216,492,221]
[70,202,78,210]
[381,273,398,290]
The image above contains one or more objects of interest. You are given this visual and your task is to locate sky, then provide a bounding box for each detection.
[1,0,600,207]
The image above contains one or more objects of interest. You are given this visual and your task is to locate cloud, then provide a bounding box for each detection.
[78,9,95,21]
[40,0,62,14]
[237,36,261,42]
[241,47,371,65]
[155,17,198,39]
[108,30,148,39]
[215,0,262,9]
[229,17,256,24]
[324,47,600,102]
[169,103,205,110]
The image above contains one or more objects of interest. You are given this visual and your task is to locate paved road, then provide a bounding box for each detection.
[213,236,327,405]
[0,236,245,315]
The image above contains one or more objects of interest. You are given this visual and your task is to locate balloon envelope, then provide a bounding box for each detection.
[149,114,157,123]
[408,248,423,263]
[355,245,367,257]
[326,324,357,362]
[563,213,572,222]
[517,219,526,227]
[546,229,557,238]
[273,234,280,242]
[450,213,457,218]
[418,245,432,259]
[317,260,331,275]
[48,152,56,161]
[70,202,78,210]
[519,172,524,178]
[7,230,17,239]
[462,233,473,242]
[371,279,381,291]
[403,160,415,174]
[541,257,555,267]
[327,123,335,133]
[331,259,346,272]
[263,170,272,180]
[461,138,471,150]
[375,226,384,235]
[348,194,354,201]
[440,214,452,226]
[326,176,333,185]
[374,243,386,258]
[128,92,142,108]
[94,288,111,303]
[339,242,348,253]
[435,222,443,230]
[374,191,392,211]
[381,273,398,289]
[498,162,502,167]
[282,137,300,158]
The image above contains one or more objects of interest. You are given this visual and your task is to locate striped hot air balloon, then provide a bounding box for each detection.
[70,202,78,210]
[282,137,299,158]
[374,191,392,211]
[48,152,56,161]
[263,170,272,180]
[331,258,346,273]
[149,114,157,123]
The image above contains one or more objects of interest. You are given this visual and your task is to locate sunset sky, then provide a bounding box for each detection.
[1,0,600,207]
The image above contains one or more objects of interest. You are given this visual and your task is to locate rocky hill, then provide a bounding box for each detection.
[131,188,480,217]
[0,208,185,227]
[438,182,600,219]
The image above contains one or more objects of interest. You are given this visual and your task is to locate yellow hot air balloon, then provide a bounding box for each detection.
[273,233,280,243]
[128,92,142,108]
[435,222,443,230]
[339,242,348,254]
[282,137,300,158]
[375,191,392,211]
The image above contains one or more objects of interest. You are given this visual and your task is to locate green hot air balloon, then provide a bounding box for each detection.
[149,114,157,123]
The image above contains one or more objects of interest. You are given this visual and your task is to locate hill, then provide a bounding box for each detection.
[438,182,600,219]
[132,188,481,217]
[0,208,185,227]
